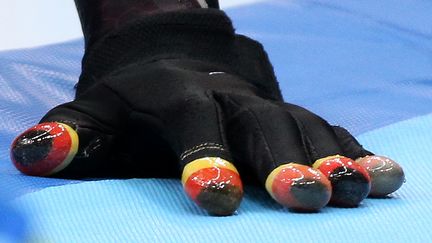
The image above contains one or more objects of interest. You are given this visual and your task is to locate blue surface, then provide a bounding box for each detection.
[232,0,432,134]
[0,195,27,243]
[1,0,432,242]
[13,114,432,242]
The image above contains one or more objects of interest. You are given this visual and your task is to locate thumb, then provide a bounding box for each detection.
[10,84,126,178]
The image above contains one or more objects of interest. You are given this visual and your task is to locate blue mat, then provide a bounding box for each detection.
[1,1,432,242]
[12,114,432,242]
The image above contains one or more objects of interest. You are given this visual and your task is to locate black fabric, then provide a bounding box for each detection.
[35,9,373,183]
[76,9,282,101]
[74,0,220,48]
[332,126,374,159]
[206,0,219,9]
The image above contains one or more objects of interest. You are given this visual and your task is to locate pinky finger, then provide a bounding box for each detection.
[332,126,405,197]
[356,155,405,197]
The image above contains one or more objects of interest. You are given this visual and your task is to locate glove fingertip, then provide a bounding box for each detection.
[11,122,79,176]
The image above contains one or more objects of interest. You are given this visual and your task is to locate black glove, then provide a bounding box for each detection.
[10,8,404,215]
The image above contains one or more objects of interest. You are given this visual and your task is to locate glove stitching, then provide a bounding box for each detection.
[180,143,225,161]
[181,146,226,161]
[181,142,223,154]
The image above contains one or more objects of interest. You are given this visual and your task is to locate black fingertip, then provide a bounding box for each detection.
[196,183,243,216]
[290,179,332,212]
[12,130,53,166]
[329,168,371,207]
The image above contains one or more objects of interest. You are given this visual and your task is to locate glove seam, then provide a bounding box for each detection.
[45,104,118,135]
[209,90,230,151]
[289,114,318,164]
[227,96,278,169]
[100,81,165,125]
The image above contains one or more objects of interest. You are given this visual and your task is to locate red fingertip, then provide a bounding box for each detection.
[184,167,242,201]
[184,166,243,216]
[316,156,370,182]
[11,122,78,176]
[314,156,371,207]
[269,164,331,212]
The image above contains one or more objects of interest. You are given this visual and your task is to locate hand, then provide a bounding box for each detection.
[10,9,404,215]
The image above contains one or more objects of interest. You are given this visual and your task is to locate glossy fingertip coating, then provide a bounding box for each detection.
[356,155,405,197]
[182,157,243,216]
[265,163,332,212]
[10,122,78,176]
[313,155,371,207]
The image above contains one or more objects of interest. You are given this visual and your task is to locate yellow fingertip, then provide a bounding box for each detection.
[181,157,238,185]
[49,123,79,175]
[313,154,345,169]
[265,163,296,198]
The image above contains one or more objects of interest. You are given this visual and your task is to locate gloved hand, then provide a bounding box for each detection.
[10,7,404,215]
